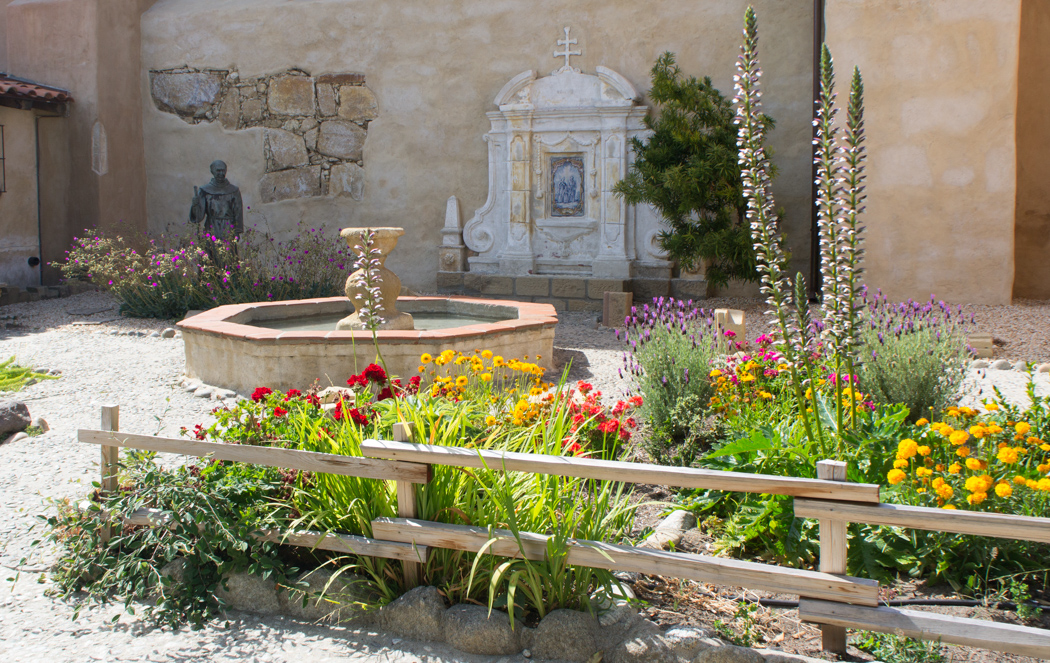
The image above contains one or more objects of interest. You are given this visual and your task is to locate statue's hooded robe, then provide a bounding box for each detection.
[190,179,243,240]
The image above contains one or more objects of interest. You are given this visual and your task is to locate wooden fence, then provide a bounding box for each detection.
[79,405,1050,658]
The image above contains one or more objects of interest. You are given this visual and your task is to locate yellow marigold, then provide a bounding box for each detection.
[987,424,1004,434]
[1028,479,1039,489]
[955,446,970,458]
[959,406,977,417]
[915,418,930,426]
[985,402,999,411]
[997,446,1020,464]
[995,482,1013,498]
[897,439,919,459]
[949,430,970,446]
[948,463,962,474]
[931,477,945,489]
[1039,478,1050,492]
[1016,422,1032,435]
[420,353,433,364]
[893,459,909,469]
[1014,475,1028,485]
[969,425,986,439]
[947,407,960,417]
[1039,464,1050,473]
[1042,444,1050,452]
[480,373,493,382]
[485,415,497,426]
[967,492,987,505]
[936,483,954,500]
[481,350,493,359]
[493,356,505,367]
[916,467,932,478]
[887,469,907,485]
[418,365,425,373]
[965,458,983,471]
[455,376,469,387]
[939,426,955,438]
[936,464,945,471]
[942,504,958,510]
[1027,436,1043,445]
[917,445,931,456]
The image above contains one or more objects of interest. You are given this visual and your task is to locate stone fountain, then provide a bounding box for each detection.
[177,227,558,393]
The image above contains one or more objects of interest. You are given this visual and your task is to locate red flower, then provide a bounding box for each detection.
[251,386,273,402]
[347,374,368,388]
[405,375,422,395]
[576,381,593,394]
[612,400,628,415]
[628,395,644,407]
[363,363,387,383]
[376,387,394,401]
[347,407,370,425]
[597,419,619,434]
[283,389,302,401]
[304,394,321,408]
[561,437,582,454]
[273,406,288,417]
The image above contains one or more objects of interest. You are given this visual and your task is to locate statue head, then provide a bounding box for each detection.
[209,160,228,184]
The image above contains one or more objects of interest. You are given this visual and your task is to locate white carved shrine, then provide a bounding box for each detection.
[461,28,670,279]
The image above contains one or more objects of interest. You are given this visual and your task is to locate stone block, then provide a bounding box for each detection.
[444,604,522,656]
[150,71,225,118]
[376,586,448,644]
[546,298,567,311]
[602,291,633,327]
[463,274,514,296]
[531,609,600,663]
[436,271,465,291]
[259,166,322,203]
[217,93,240,129]
[264,129,309,170]
[515,276,550,297]
[628,278,670,303]
[587,279,628,300]
[671,278,709,301]
[551,278,587,299]
[328,162,365,200]
[317,120,366,160]
[0,288,17,307]
[967,332,994,359]
[338,86,379,122]
[568,299,602,312]
[318,72,366,86]
[439,247,467,272]
[240,96,266,124]
[267,74,315,116]
[714,309,746,341]
[316,83,338,117]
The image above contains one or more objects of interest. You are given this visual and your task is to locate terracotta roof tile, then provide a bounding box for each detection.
[0,75,73,103]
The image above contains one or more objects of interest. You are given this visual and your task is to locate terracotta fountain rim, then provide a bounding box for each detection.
[176,296,559,345]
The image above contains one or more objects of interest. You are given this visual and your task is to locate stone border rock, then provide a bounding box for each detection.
[211,573,829,663]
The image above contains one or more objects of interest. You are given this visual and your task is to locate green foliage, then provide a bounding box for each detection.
[0,356,57,392]
[615,53,762,286]
[53,220,352,319]
[856,631,946,663]
[36,451,294,629]
[711,601,760,647]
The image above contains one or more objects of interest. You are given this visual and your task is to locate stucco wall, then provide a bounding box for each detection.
[1014,0,1050,300]
[824,0,1021,305]
[141,0,815,292]
[6,0,153,282]
[0,106,40,286]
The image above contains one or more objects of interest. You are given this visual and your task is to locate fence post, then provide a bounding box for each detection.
[99,404,120,543]
[392,421,423,587]
[816,459,849,653]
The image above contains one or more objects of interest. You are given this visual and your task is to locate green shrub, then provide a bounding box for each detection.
[54,220,352,319]
[857,291,972,422]
[614,52,764,286]
[0,356,57,392]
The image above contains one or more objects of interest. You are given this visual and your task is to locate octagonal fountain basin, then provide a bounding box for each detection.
[177,296,558,394]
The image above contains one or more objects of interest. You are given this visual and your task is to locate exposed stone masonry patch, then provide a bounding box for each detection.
[149,67,375,204]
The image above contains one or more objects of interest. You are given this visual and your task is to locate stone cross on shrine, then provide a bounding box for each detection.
[553,27,581,73]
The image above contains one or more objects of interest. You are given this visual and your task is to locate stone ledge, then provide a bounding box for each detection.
[0,282,96,308]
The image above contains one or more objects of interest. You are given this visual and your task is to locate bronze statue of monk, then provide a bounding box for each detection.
[190,160,243,240]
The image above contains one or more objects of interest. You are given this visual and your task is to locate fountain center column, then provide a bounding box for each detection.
[336,227,415,331]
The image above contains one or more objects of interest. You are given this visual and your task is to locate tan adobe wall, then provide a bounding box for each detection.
[140,0,816,293]
[0,106,40,286]
[1014,0,1050,300]
[824,0,1021,305]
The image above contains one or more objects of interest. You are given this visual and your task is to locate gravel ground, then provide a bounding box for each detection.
[0,291,1048,662]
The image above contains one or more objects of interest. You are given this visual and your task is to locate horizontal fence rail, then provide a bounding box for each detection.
[371,517,879,606]
[794,498,1050,544]
[80,429,431,483]
[799,599,1050,658]
[359,439,882,503]
[78,407,1050,659]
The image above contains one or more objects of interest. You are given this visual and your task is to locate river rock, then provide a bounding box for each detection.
[990,359,1012,370]
[602,619,677,663]
[1037,363,1050,373]
[161,328,177,338]
[970,359,990,369]
[663,626,722,660]
[694,644,764,663]
[376,585,447,643]
[215,571,282,615]
[444,604,522,655]
[0,400,31,436]
[280,568,368,623]
[530,609,600,663]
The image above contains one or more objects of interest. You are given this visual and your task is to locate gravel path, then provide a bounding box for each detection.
[0,291,1047,661]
